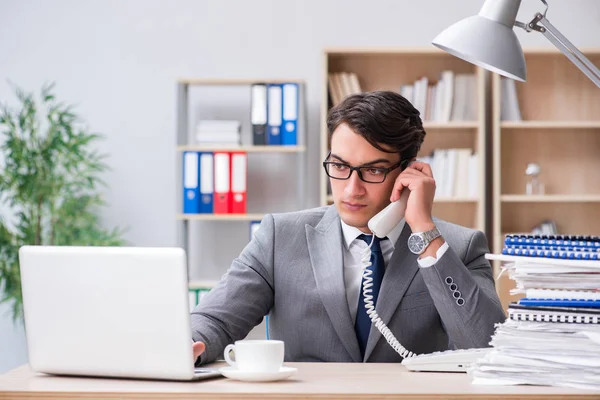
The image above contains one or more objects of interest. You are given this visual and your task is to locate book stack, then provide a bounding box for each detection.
[399,71,477,122]
[327,72,362,106]
[469,234,600,391]
[418,148,479,199]
[327,70,478,122]
[195,120,241,146]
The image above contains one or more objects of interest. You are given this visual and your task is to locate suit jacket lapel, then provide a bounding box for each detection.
[306,206,362,362]
[364,223,420,361]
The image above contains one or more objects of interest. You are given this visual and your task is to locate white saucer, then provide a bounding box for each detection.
[219,366,297,382]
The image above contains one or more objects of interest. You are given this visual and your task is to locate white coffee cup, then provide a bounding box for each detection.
[224,340,284,373]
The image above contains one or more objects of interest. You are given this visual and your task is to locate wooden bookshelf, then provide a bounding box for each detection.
[492,48,600,310]
[320,48,488,235]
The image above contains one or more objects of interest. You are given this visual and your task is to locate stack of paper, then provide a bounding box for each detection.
[471,319,600,390]
[470,234,600,391]
[195,120,241,145]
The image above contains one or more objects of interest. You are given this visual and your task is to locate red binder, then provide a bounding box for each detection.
[213,152,231,214]
[230,152,247,214]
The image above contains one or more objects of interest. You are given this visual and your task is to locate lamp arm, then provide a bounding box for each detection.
[520,12,600,88]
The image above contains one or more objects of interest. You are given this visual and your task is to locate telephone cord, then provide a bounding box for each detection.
[360,238,416,359]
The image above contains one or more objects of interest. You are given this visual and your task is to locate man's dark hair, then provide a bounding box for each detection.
[327,91,426,163]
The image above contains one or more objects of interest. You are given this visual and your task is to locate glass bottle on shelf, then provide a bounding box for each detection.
[525,163,545,195]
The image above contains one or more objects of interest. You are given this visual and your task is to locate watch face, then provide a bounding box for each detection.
[408,234,425,254]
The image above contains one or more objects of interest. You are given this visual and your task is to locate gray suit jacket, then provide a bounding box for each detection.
[191,205,506,364]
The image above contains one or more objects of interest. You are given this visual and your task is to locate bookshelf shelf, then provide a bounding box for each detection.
[177,145,306,153]
[492,49,600,310]
[177,213,265,221]
[321,48,487,234]
[423,121,479,129]
[501,195,600,203]
[188,280,219,290]
[500,121,600,129]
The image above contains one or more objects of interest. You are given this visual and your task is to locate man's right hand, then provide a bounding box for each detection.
[193,341,206,362]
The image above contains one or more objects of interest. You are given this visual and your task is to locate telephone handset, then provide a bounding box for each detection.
[368,157,413,238]
[362,189,416,359]
[368,189,410,238]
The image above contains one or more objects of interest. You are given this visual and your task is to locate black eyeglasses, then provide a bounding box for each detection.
[322,152,408,184]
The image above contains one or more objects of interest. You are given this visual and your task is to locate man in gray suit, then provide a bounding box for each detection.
[191,91,506,364]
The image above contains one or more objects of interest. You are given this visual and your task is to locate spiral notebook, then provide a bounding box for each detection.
[508,304,600,324]
[501,234,600,260]
[504,234,600,248]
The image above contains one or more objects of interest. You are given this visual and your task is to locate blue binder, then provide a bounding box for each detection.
[519,298,600,308]
[198,152,214,213]
[183,151,200,213]
[249,220,261,241]
[267,84,282,145]
[282,83,298,145]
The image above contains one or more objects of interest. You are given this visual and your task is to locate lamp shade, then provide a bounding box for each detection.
[432,0,527,82]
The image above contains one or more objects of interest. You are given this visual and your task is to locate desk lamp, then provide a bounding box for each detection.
[432,0,600,88]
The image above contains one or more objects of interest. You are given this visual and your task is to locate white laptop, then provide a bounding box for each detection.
[19,245,222,381]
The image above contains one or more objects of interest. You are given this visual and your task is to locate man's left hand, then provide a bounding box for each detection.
[389,161,436,233]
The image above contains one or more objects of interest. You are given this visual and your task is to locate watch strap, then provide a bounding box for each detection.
[423,227,441,244]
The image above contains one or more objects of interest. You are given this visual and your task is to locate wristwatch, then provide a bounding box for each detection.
[408,227,442,255]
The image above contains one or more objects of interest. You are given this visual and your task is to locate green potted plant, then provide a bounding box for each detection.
[0,82,125,322]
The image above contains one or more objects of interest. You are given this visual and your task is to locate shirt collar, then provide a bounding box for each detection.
[340,214,406,250]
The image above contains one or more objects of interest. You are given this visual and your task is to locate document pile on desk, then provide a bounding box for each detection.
[471,234,600,391]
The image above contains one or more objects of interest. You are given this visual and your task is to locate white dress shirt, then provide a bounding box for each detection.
[341,219,449,322]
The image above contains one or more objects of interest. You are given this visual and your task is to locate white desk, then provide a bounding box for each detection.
[0,362,597,399]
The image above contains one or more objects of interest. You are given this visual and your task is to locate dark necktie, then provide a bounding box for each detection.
[354,234,386,359]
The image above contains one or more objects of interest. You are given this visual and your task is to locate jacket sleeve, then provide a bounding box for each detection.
[418,230,507,349]
[190,214,275,365]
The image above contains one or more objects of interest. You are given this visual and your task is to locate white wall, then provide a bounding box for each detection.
[0,302,28,372]
[1,0,598,374]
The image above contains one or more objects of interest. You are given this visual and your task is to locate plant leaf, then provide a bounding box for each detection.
[0,83,126,321]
